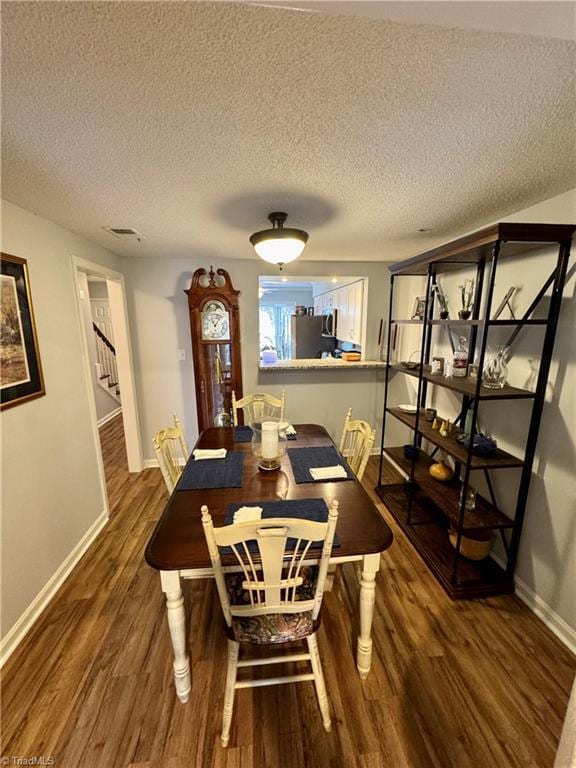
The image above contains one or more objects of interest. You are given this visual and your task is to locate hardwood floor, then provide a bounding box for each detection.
[2,413,574,767]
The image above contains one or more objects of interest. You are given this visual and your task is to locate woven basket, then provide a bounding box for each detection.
[449,529,494,561]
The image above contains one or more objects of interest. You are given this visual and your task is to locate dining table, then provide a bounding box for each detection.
[145,424,394,703]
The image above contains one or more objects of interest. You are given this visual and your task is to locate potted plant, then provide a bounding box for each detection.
[433,284,449,319]
[458,279,474,319]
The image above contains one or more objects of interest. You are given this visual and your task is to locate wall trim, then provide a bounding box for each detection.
[513,573,576,655]
[97,406,122,428]
[490,553,576,655]
[0,510,109,668]
[143,457,186,469]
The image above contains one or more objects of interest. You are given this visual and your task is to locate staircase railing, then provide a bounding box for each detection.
[92,323,119,391]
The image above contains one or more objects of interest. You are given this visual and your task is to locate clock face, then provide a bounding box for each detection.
[201,300,230,340]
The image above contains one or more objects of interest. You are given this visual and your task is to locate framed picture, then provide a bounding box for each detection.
[1,253,45,410]
[411,296,426,320]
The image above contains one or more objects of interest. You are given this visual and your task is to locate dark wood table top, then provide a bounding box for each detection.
[145,425,393,571]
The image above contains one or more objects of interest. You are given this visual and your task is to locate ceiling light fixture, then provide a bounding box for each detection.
[249,212,309,270]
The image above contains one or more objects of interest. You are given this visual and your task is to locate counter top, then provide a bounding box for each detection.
[259,358,387,371]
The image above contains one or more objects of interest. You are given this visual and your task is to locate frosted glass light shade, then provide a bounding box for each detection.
[253,237,306,265]
[249,212,309,267]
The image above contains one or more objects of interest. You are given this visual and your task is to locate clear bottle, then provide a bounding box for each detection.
[453,336,468,378]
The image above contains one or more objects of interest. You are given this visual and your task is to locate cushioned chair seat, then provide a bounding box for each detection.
[223,565,319,644]
[231,611,314,645]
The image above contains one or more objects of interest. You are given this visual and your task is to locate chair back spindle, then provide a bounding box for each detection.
[152,414,190,494]
[201,500,338,623]
[338,407,375,482]
[232,390,286,426]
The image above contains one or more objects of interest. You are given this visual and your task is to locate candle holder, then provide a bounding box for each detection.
[250,418,288,471]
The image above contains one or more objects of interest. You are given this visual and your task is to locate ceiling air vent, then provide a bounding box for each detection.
[103,227,143,240]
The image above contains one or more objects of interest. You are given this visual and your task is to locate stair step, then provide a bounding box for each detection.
[108,381,118,388]
[99,374,110,380]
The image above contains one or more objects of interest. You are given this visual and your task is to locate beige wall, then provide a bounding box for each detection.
[122,258,389,459]
[0,200,122,643]
[387,189,576,634]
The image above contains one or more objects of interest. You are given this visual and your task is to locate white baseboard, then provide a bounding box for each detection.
[490,553,576,655]
[513,574,576,655]
[0,510,109,667]
[144,457,186,469]
[97,407,122,428]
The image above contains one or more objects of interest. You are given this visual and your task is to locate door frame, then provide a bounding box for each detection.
[71,256,143,515]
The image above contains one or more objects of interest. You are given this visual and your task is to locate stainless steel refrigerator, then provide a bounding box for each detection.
[290,315,336,359]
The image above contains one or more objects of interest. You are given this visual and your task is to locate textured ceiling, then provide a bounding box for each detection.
[2,1,575,262]
[260,2,576,41]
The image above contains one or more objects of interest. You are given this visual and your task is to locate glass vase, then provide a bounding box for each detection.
[482,346,509,389]
[250,418,288,470]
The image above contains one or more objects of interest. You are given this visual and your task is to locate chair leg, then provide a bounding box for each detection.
[306,632,332,733]
[221,640,239,747]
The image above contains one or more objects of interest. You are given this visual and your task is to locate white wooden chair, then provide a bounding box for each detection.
[338,407,376,482]
[152,415,190,494]
[231,390,286,426]
[201,500,339,747]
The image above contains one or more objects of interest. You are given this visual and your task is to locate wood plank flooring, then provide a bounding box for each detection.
[1,413,574,767]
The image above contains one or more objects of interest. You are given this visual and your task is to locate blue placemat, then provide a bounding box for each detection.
[234,426,253,442]
[176,451,245,490]
[224,498,340,550]
[234,425,297,441]
[287,446,354,484]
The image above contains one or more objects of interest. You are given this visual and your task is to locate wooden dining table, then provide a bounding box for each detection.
[145,424,393,703]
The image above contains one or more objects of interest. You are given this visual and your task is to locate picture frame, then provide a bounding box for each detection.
[411,296,426,320]
[1,252,45,410]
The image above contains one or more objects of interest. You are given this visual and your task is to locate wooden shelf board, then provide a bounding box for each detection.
[391,363,535,400]
[386,407,525,469]
[391,318,547,327]
[389,222,576,276]
[382,447,514,531]
[375,484,514,599]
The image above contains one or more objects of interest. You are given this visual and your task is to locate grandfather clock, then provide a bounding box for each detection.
[186,267,243,431]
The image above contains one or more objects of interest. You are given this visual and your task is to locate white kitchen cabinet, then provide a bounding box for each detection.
[334,281,363,345]
[348,280,364,345]
[314,280,364,345]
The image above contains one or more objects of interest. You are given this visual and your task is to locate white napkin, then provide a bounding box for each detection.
[309,465,348,480]
[233,506,263,523]
[193,448,227,461]
[285,424,297,436]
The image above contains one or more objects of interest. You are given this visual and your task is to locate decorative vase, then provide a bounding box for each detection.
[250,418,288,470]
[429,461,454,482]
[458,309,471,320]
[482,345,509,389]
[440,310,449,320]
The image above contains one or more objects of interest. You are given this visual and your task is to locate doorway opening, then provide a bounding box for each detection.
[73,257,143,516]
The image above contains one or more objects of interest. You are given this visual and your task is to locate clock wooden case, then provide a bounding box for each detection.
[186,267,244,431]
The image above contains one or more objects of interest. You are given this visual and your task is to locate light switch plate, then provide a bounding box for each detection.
[177,349,186,361]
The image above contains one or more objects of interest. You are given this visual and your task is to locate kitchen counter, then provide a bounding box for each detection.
[259,358,387,371]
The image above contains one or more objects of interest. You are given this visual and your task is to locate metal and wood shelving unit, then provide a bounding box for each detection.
[376,222,575,599]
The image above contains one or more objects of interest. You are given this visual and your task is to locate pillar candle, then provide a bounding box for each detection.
[261,421,279,459]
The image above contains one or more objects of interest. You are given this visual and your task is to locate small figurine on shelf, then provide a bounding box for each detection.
[433,284,449,319]
[458,278,474,319]
[432,417,441,430]
[440,420,450,437]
